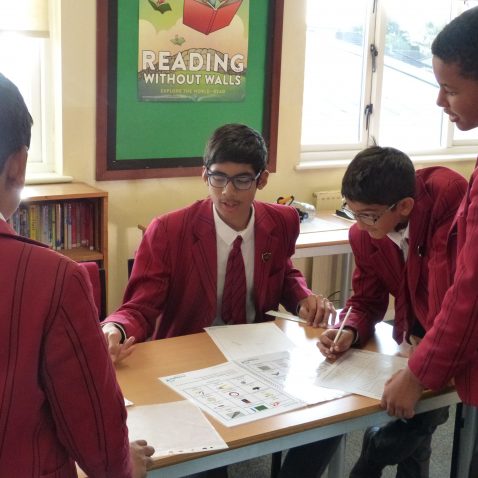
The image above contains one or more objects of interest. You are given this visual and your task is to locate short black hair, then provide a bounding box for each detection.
[432,6,478,80]
[0,73,33,173]
[342,146,416,205]
[203,123,268,174]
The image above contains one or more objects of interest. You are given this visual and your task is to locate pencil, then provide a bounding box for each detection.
[265,310,308,324]
[333,307,353,345]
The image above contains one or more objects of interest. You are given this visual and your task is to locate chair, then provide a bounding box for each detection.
[79,261,107,321]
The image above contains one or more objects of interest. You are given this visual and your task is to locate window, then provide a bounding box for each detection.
[0,0,56,176]
[301,0,478,164]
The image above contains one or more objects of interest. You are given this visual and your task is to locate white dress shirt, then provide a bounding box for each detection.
[387,223,410,260]
[213,204,256,325]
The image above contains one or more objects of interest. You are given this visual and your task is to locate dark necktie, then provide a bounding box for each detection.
[222,235,247,324]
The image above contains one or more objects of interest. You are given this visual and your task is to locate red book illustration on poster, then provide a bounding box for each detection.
[183,0,243,35]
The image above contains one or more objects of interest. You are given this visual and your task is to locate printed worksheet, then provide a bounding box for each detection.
[205,322,296,361]
[315,349,408,399]
[239,349,346,405]
[126,401,228,458]
[160,361,305,427]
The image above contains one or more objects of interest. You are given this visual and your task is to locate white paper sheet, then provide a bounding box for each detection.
[315,349,408,399]
[126,401,228,458]
[205,322,296,361]
[239,349,346,405]
[160,361,305,427]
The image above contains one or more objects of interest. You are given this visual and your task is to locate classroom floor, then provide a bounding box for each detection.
[227,405,455,477]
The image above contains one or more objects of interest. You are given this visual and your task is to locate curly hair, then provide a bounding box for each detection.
[432,6,478,80]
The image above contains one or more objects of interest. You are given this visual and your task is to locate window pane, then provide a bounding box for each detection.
[0,33,44,163]
[378,0,451,150]
[302,0,369,147]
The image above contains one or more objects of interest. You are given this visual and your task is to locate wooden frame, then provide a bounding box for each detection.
[96,0,284,181]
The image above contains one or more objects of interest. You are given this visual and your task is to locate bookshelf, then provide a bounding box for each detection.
[10,182,108,273]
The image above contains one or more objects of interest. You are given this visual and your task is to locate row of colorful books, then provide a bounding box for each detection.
[8,200,100,251]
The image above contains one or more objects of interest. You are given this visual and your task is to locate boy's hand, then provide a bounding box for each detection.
[130,439,155,478]
[381,367,424,419]
[298,294,337,328]
[317,328,355,361]
[102,323,136,364]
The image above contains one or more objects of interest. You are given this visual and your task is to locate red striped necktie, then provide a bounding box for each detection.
[222,235,247,324]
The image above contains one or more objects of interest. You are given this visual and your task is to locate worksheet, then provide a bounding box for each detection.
[315,349,408,399]
[205,322,296,361]
[239,349,346,405]
[126,401,228,457]
[160,361,305,427]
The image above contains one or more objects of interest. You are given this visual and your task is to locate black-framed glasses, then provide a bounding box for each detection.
[206,169,262,190]
[342,202,397,226]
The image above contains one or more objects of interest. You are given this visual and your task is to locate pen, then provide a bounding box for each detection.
[333,307,353,345]
[265,310,308,324]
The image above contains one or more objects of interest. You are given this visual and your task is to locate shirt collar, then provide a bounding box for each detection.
[0,211,5,222]
[213,204,255,245]
[387,222,409,249]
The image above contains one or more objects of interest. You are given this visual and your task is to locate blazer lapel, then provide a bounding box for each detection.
[407,177,431,300]
[191,199,218,317]
[253,202,278,310]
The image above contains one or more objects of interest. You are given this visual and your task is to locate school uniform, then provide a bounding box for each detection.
[107,197,341,478]
[409,163,478,405]
[106,198,311,338]
[0,220,132,477]
[341,166,467,478]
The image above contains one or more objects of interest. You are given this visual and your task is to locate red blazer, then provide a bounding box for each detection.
[341,167,467,346]
[106,199,311,340]
[410,163,478,405]
[0,221,132,477]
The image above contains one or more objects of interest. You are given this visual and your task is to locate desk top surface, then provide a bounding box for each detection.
[296,212,353,249]
[114,320,400,468]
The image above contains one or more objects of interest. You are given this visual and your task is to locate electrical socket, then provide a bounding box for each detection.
[313,190,342,212]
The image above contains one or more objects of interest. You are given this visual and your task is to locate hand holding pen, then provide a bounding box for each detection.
[316,307,355,362]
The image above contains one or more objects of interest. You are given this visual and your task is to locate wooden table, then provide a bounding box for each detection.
[101,320,461,478]
[296,212,354,306]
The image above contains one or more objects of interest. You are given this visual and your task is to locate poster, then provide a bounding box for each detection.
[138,0,250,102]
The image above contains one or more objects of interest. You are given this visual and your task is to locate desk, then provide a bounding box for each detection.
[295,213,354,305]
[108,320,461,478]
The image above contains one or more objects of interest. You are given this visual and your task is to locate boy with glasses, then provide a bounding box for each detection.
[318,146,466,477]
[102,123,339,478]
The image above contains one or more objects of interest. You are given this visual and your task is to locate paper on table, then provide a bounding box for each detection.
[315,349,408,399]
[205,322,296,361]
[126,401,228,458]
[239,349,346,405]
[160,361,305,427]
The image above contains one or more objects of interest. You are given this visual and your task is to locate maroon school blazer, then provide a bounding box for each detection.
[0,220,132,477]
[105,198,311,340]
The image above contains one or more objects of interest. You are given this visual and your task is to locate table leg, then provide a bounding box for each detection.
[454,404,477,478]
[327,434,346,478]
[339,253,353,307]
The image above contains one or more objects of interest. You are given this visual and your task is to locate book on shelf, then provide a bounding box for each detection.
[8,200,101,254]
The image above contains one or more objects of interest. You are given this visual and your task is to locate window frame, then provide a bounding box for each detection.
[299,0,478,167]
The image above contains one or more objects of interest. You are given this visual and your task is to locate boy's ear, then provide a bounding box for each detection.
[201,166,208,184]
[257,170,269,190]
[397,197,414,216]
[4,147,27,190]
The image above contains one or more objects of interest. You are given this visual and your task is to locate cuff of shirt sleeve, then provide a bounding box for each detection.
[344,326,359,345]
[101,322,127,344]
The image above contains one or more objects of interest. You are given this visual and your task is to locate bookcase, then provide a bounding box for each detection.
[9,182,108,273]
